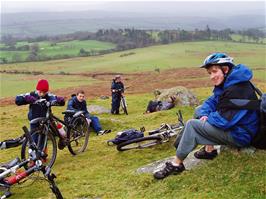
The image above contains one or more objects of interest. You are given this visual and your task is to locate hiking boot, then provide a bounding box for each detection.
[153,162,185,180]
[58,138,66,150]
[194,147,218,160]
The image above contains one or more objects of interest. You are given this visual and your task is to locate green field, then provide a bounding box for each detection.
[0,40,116,62]
[1,41,265,74]
[0,90,265,199]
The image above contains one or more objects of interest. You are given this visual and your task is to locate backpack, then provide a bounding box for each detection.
[225,83,266,149]
[107,129,144,145]
[146,101,160,113]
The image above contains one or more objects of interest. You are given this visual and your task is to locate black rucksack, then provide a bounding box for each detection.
[107,129,144,145]
[226,83,266,149]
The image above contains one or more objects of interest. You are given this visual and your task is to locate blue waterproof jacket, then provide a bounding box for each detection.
[198,64,259,147]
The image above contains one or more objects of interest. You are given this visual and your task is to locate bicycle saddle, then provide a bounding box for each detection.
[0,157,20,169]
[30,117,47,124]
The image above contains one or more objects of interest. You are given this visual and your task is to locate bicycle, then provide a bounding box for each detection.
[0,126,63,199]
[117,110,185,151]
[21,99,90,169]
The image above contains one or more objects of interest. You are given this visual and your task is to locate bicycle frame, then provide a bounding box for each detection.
[33,101,85,140]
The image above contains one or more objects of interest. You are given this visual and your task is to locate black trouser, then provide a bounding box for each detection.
[111,95,121,114]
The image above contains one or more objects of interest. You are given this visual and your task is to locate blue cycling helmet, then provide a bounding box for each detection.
[201,53,234,68]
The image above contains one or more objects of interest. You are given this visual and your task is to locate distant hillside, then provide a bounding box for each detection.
[2,11,265,37]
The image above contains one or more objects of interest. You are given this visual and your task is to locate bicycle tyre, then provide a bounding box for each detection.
[67,116,90,155]
[21,129,57,169]
[121,97,128,115]
[117,136,162,151]
[50,182,64,199]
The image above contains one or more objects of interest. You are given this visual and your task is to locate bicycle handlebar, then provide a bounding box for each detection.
[33,99,62,107]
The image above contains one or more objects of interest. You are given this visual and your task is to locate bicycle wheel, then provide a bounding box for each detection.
[67,116,90,155]
[121,97,128,115]
[50,182,64,199]
[117,136,162,151]
[21,128,57,169]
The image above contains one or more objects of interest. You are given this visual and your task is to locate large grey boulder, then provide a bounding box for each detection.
[154,86,199,106]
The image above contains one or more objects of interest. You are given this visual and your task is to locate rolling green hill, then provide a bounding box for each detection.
[1,41,265,73]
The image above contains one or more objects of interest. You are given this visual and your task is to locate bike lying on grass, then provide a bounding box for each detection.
[0,126,63,199]
[21,99,90,169]
[117,110,185,151]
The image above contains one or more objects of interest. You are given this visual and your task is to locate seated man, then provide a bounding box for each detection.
[154,52,259,179]
[66,90,111,135]
[145,96,176,114]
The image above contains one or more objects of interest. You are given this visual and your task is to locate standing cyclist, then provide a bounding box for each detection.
[111,75,124,114]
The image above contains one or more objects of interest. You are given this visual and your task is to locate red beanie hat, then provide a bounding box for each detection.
[36,79,49,92]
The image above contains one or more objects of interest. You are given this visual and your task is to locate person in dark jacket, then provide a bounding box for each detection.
[15,79,65,148]
[154,53,259,180]
[111,75,124,114]
[145,96,176,114]
[15,79,65,128]
[66,90,111,135]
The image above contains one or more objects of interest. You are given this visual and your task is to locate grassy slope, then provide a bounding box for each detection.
[1,41,265,74]
[0,89,265,199]
[0,41,265,198]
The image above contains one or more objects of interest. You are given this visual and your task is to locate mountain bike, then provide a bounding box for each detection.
[21,99,90,169]
[0,126,63,199]
[117,110,185,151]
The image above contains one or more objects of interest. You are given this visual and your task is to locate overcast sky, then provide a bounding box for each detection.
[2,1,265,17]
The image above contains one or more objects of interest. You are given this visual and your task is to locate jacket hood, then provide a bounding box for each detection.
[224,64,253,89]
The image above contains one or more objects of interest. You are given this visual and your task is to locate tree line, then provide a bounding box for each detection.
[1,26,265,64]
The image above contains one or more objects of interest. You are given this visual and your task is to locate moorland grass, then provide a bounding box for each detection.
[0,90,265,199]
